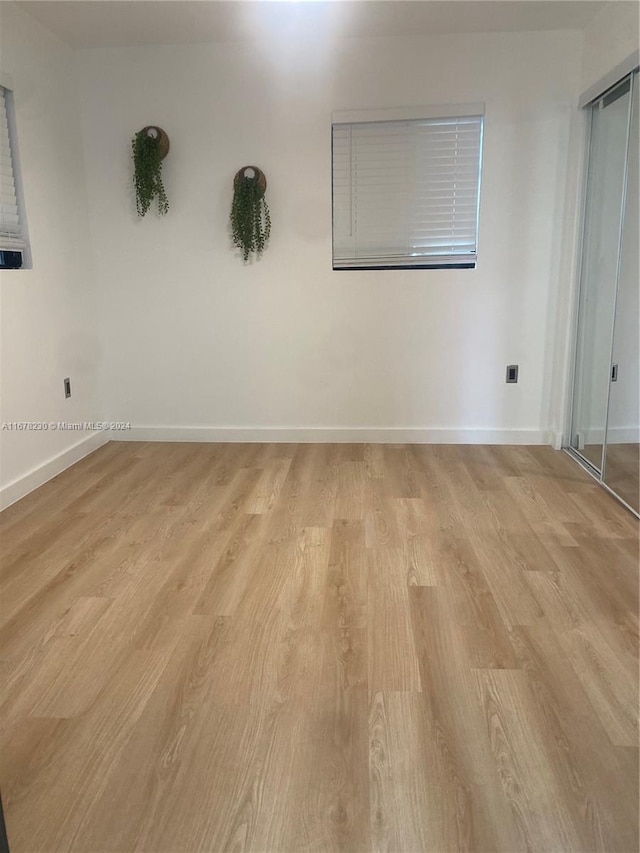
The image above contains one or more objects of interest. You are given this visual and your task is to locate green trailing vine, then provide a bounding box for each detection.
[230,170,271,261]
[132,130,169,217]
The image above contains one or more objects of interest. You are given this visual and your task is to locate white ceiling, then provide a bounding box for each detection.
[15,0,608,49]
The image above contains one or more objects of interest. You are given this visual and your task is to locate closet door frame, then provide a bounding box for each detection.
[564,69,639,518]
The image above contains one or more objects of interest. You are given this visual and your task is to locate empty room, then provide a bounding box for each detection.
[0,0,638,851]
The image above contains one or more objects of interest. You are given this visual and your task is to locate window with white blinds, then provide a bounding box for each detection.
[332,108,483,269]
[0,86,27,259]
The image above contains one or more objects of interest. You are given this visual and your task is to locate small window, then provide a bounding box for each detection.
[332,105,484,270]
[0,85,29,269]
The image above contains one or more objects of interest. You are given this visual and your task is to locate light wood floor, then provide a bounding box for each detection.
[578,443,639,514]
[604,443,639,514]
[0,442,638,853]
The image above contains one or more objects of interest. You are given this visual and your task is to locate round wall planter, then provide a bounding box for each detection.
[140,126,170,160]
[234,166,267,198]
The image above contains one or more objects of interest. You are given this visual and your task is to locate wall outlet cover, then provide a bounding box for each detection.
[506,365,519,383]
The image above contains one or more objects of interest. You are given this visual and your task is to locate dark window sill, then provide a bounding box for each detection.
[332,263,476,271]
[0,250,23,269]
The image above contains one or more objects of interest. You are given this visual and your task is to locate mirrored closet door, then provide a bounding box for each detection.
[603,75,639,511]
[569,70,639,515]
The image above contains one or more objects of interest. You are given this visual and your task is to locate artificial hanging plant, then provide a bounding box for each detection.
[230,166,271,261]
[132,126,170,217]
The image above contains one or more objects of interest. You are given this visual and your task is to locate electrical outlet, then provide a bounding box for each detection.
[64,377,71,398]
[506,365,519,383]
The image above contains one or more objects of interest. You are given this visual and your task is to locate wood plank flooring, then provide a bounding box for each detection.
[0,442,638,853]
[603,443,639,514]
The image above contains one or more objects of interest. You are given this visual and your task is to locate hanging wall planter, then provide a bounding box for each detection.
[230,166,271,262]
[132,126,170,217]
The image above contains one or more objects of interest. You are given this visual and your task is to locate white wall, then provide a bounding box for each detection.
[581,1,640,93]
[0,3,104,507]
[75,27,583,442]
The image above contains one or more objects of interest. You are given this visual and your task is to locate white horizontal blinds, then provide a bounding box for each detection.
[0,87,25,251]
[333,115,483,268]
[332,124,354,248]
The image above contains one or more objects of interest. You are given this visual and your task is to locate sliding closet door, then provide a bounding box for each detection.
[604,74,639,512]
[570,77,632,471]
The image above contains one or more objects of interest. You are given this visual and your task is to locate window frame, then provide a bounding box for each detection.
[331,103,484,272]
[0,80,31,270]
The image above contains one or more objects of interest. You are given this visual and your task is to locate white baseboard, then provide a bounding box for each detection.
[551,432,564,451]
[111,426,555,445]
[0,432,109,511]
[581,427,640,445]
